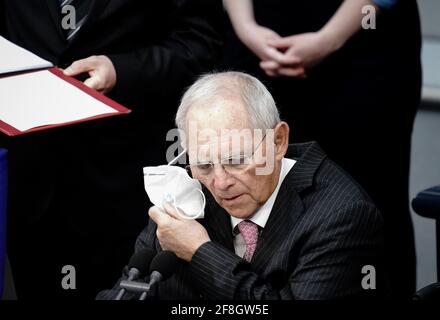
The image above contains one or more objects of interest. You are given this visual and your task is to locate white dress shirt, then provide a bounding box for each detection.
[231,158,296,258]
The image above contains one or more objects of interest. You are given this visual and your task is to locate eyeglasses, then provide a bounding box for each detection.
[185,134,267,180]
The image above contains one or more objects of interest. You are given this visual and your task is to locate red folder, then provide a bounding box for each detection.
[0,67,131,137]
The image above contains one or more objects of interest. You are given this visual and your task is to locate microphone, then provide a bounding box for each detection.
[139,251,179,300]
[115,248,156,300]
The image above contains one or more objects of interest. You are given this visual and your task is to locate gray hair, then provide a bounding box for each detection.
[175,71,281,133]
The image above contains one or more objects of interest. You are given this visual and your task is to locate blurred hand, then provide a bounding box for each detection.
[64,55,116,94]
[238,23,299,67]
[149,204,210,262]
[261,32,335,78]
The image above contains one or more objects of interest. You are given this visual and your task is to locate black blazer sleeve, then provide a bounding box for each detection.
[107,0,223,106]
[189,200,385,300]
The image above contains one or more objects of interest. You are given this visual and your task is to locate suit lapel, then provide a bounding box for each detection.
[251,142,327,272]
[203,193,235,252]
[68,0,110,44]
[44,0,111,44]
[250,172,304,272]
[45,0,66,41]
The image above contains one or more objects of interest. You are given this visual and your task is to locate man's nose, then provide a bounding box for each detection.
[212,165,235,190]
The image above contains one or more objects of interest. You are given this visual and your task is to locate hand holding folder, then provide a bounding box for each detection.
[0,36,131,136]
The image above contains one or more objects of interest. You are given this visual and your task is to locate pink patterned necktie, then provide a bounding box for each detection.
[236,220,259,262]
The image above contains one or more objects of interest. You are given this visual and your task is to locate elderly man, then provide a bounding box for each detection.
[100,72,386,300]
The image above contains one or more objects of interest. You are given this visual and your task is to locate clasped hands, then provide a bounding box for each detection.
[238,23,337,78]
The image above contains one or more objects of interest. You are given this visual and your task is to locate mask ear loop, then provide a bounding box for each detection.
[174,188,206,220]
[144,148,185,183]
[165,148,205,219]
[167,149,187,166]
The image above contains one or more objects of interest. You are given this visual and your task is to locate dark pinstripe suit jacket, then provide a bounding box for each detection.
[98,142,386,300]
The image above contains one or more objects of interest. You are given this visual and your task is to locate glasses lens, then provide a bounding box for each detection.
[189,163,213,177]
[222,155,252,175]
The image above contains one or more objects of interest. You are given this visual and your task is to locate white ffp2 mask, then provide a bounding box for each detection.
[143,153,205,219]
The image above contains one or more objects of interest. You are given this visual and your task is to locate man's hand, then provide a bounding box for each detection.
[149,204,211,262]
[64,55,117,94]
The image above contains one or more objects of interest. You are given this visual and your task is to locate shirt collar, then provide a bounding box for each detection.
[231,157,296,231]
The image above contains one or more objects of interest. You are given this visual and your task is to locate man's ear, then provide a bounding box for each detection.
[273,122,289,160]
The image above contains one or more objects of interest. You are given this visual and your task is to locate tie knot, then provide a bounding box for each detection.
[236,220,259,245]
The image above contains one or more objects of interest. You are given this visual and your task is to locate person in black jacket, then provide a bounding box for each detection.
[0,0,222,299]
[222,0,421,298]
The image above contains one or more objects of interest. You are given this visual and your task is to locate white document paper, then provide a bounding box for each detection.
[0,36,53,75]
[0,70,118,132]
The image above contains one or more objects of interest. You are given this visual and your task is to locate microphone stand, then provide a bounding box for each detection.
[139,292,148,301]
[115,269,140,300]
[119,271,163,300]
[118,279,151,300]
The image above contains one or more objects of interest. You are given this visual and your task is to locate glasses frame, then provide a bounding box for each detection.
[185,133,268,180]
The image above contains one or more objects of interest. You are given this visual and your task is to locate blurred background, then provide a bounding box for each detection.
[411,0,440,290]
